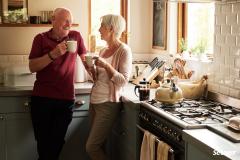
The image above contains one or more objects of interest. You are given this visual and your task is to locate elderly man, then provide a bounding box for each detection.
[29,7,86,160]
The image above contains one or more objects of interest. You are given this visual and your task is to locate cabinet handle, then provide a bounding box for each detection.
[75,100,85,108]
[0,115,5,120]
[24,101,30,112]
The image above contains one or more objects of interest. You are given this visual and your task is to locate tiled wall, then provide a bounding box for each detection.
[0,55,29,84]
[207,2,240,98]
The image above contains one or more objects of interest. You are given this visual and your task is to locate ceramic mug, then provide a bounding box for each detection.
[85,55,94,67]
[67,41,77,53]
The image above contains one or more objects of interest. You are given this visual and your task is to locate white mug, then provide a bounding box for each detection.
[67,40,77,53]
[85,55,94,67]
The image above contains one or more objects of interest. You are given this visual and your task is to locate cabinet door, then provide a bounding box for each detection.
[60,111,90,160]
[186,143,213,160]
[0,114,6,160]
[109,102,140,160]
[5,113,38,160]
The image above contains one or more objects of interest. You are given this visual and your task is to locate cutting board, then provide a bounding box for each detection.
[207,124,240,143]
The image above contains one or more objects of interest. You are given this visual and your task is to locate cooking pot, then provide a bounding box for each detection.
[155,80,183,104]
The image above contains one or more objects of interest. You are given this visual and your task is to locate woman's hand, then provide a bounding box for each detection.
[94,57,108,69]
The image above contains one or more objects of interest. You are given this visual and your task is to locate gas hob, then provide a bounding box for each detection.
[149,99,240,125]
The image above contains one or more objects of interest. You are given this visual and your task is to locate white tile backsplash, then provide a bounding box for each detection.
[235,57,240,68]
[0,55,28,84]
[225,35,236,46]
[221,25,231,34]
[226,14,238,25]
[231,25,240,35]
[210,2,240,99]
[219,85,230,95]
[216,15,226,25]
[233,3,240,13]
[229,88,240,97]
[221,4,233,13]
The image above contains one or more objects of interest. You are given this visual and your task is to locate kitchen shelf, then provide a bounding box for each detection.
[0,23,79,27]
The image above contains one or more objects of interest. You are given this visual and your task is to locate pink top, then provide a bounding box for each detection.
[91,43,132,102]
[29,29,86,100]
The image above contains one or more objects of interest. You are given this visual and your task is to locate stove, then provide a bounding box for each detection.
[138,92,240,160]
[149,99,240,126]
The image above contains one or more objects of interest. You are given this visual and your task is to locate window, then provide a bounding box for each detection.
[178,3,215,59]
[89,0,128,52]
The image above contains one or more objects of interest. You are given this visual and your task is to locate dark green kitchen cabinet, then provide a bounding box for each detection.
[0,94,90,160]
[5,113,37,160]
[0,96,38,160]
[108,101,140,160]
[0,114,6,160]
[60,94,91,160]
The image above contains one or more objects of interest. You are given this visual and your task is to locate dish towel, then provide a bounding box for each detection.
[157,140,171,160]
[140,130,156,160]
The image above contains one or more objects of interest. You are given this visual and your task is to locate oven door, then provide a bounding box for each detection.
[137,105,185,160]
[136,124,175,160]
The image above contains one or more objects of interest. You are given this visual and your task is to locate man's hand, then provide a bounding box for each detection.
[51,41,68,59]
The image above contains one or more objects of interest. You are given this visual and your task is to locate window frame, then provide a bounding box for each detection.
[177,3,187,53]
[177,2,215,58]
[88,0,128,45]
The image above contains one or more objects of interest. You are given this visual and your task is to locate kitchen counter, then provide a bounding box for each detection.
[183,129,240,160]
[0,82,93,96]
[0,82,156,102]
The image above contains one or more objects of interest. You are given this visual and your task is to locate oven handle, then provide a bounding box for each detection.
[137,124,175,155]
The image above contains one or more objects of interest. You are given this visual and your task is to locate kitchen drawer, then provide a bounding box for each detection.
[74,94,90,111]
[0,96,30,113]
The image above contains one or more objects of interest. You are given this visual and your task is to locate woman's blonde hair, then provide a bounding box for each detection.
[101,14,126,39]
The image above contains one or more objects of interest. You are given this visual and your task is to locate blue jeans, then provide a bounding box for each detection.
[30,96,74,160]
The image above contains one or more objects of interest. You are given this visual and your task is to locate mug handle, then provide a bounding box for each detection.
[134,85,140,97]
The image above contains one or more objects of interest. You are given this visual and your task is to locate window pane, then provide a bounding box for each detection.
[187,3,215,55]
[91,0,121,48]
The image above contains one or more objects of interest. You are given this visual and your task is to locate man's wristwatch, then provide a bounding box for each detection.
[48,52,54,61]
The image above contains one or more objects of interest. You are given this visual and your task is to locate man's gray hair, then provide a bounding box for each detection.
[101,14,126,39]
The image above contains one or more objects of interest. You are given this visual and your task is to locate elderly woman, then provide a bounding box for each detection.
[85,14,132,160]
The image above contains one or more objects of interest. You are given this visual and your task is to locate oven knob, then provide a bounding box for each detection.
[163,126,168,133]
[176,135,181,141]
[170,132,175,138]
[173,132,178,139]
[167,129,172,135]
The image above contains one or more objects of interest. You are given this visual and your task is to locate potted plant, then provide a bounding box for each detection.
[192,39,208,61]
[179,38,190,59]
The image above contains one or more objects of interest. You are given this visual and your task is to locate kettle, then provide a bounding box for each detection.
[134,78,150,101]
[155,79,183,104]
